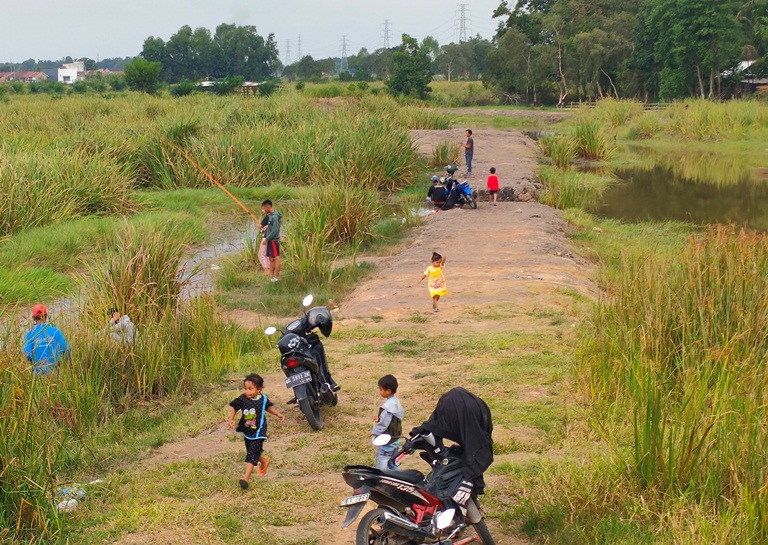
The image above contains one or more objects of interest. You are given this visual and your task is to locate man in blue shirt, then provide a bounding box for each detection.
[23,304,70,375]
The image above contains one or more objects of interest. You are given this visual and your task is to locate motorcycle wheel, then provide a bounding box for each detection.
[469,194,478,209]
[298,383,324,431]
[355,508,396,545]
[472,520,497,545]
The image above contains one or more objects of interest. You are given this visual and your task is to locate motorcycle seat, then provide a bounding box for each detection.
[379,469,425,484]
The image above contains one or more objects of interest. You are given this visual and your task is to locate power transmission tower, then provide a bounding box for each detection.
[382,19,392,49]
[456,4,470,43]
[297,35,302,60]
[340,35,349,72]
[285,40,291,65]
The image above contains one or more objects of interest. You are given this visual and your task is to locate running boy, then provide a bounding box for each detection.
[227,374,285,489]
[487,167,499,206]
[371,374,405,471]
[419,252,447,312]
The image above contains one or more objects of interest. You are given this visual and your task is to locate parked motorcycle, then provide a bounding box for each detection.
[265,295,339,431]
[443,164,477,209]
[340,430,496,544]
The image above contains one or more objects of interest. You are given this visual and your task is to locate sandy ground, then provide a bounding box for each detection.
[113,125,596,545]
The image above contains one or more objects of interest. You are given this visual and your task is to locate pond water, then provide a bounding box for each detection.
[587,147,768,231]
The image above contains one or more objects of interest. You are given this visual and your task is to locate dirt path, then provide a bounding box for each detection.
[108,128,596,545]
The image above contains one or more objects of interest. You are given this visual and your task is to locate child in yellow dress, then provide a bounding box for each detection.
[419,252,447,312]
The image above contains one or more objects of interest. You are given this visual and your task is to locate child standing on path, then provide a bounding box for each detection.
[227,374,285,489]
[487,167,499,206]
[371,374,405,471]
[419,252,447,312]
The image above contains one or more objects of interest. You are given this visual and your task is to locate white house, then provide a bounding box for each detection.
[58,61,85,84]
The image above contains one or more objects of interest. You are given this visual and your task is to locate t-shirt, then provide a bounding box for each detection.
[487,175,499,191]
[465,137,474,154]
[229,393,274,440]
[428,184,447,202]
[265,211,282,241]
[23,323,69,375]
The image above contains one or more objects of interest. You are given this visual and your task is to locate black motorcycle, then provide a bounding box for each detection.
[265,295,339,431]
[340,430,496,545]
[443,164,477,210]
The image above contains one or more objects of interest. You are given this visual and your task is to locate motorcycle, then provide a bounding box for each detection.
[443,165,477,210]
[340,430,496,545]
[264,294,339,431]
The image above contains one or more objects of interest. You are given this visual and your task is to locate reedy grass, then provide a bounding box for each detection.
[627,114,662,140]
[538,166,615,209]
[593,98,644,128]
[431,140,461,167]
[539,134,576,169]
[573,118,616,161]
[581,225,768,540]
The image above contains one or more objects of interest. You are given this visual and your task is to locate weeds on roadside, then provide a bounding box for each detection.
[539,134,576,169]
[431,140,461,167]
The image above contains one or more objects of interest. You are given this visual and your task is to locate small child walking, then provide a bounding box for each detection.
[371,374,405,471]
[487,167,499,206]
[419,252,447,312]
[227,373,285,489]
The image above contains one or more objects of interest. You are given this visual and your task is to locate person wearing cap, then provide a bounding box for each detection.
[23,304,70,375]
[427,176,447,208]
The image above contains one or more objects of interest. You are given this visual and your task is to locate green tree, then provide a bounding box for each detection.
[124,58,162,93]
[387,34,433,99]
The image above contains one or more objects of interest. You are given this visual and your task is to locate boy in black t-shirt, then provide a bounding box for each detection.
[227,374,285,489]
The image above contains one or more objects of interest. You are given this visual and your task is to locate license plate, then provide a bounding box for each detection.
[285,371,311,389]
[340,492,370,506]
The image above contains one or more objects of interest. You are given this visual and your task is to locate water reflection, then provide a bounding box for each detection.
[588,148,768,231]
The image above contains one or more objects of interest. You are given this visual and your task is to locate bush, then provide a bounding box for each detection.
[170,79,198,97]
[295,81,305,91]
[539,134,576,169]
[573,118,616,161]
[257,80,278,97]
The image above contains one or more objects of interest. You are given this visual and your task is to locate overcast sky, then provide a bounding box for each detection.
[1,0,506,63]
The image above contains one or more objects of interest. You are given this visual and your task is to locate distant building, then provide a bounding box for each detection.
[58,61,86,84]
[0,71,49,83]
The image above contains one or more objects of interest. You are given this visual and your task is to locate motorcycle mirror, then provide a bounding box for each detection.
[435,509,456,530]
[371,434,392,447]
[302,294,314,308]
[264,327,277,336]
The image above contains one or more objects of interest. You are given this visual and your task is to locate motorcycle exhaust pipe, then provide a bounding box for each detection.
[380,512,434,541]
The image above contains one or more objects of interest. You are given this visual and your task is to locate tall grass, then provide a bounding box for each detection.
[665,100,768,140]
[582,225,768,541]
[627,113,662,140]
[284,184,382,287]
[539,134,576,169]
[431,140,461,167]
[593,98,644,127]
[573,118,616,161]
[538,166,615,209]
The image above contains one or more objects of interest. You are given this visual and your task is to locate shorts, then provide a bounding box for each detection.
[244,438,265,465]
[266,240,280,258]
[488,190,499,195]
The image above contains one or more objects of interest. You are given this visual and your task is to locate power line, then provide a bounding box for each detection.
[297,35,301,60]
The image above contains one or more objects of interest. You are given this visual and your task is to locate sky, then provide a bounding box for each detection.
[0,0,506,64]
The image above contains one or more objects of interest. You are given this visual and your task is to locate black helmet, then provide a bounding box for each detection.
[446,164,459,175]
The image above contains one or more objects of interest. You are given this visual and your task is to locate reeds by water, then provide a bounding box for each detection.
[582,225,768,539]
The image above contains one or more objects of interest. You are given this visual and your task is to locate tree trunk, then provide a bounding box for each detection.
[696,64,705,99]
[601,67,619,98]
[709,67,715,99]
[556,36,568,107]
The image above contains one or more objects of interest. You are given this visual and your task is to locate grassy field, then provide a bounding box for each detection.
[528,99,768,544]
[0,90,447,543]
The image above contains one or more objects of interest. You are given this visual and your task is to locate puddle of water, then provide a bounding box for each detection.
[587,148,768,231]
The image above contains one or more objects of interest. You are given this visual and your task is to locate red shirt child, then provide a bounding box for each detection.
[487,167,500,205]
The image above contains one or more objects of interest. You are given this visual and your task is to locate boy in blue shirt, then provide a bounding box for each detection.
[23,304,70,375]
[371,374,405,471]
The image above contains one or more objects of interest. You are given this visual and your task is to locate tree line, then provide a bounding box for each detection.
[484,0,768,104]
